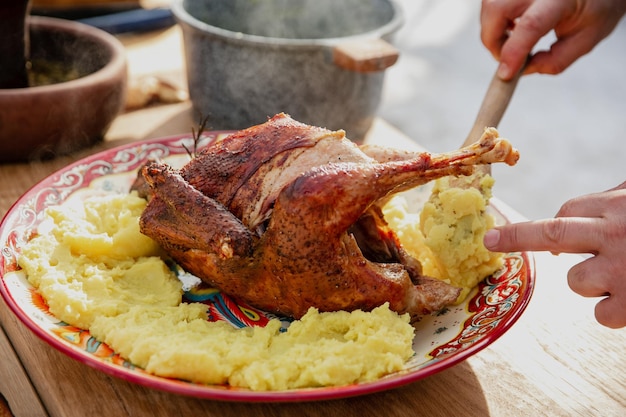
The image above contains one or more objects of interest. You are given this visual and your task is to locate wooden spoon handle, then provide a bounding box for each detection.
[462,64,525,147]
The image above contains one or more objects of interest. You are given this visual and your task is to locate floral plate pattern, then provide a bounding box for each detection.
[0,134,534,402]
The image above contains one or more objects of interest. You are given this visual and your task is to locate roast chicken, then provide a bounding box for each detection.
[134,113,519,319]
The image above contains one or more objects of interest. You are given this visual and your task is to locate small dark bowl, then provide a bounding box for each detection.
[0,16,127,163]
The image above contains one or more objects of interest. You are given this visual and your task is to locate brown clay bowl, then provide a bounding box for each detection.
[0,16,127,163]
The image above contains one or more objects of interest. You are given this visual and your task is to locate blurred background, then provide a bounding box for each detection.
[381,0,626,220]
[29,0,626,220]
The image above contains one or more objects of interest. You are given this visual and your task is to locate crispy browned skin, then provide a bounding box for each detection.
[136,113,519,319]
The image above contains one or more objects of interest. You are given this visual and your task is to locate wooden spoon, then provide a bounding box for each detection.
[462,62,526,149]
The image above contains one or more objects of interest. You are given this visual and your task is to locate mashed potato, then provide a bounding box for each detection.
[19,193,181,329]
[385,173,503,302]
[90,302,413,390]
[19,192,414,390]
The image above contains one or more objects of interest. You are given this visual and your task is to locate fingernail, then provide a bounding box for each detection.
[497,62,511,80]
[483,229,500,249]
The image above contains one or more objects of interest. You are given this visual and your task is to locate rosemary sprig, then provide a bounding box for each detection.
[183,114,211,159]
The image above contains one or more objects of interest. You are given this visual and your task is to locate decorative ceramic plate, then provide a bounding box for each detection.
[0,133,534,402]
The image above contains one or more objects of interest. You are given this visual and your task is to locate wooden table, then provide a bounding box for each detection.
[1,26,625,417]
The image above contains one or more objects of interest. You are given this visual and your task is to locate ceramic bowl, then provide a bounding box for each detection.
[0,16,127,162]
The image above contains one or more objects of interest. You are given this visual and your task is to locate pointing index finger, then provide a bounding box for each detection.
[484,217,600,254]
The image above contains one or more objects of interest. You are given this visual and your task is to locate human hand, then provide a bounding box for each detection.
[480,0,626,80]
[483,181,626,328]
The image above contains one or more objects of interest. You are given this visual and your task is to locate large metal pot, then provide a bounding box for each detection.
[172,0,402,141]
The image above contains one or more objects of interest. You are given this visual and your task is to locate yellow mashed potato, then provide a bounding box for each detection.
[18,192,414,390]
[384,173,504,302]
[19,193,181,329]
[90,302,413,390]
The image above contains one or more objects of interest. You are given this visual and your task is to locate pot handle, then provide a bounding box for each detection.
[333,39,399,73]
